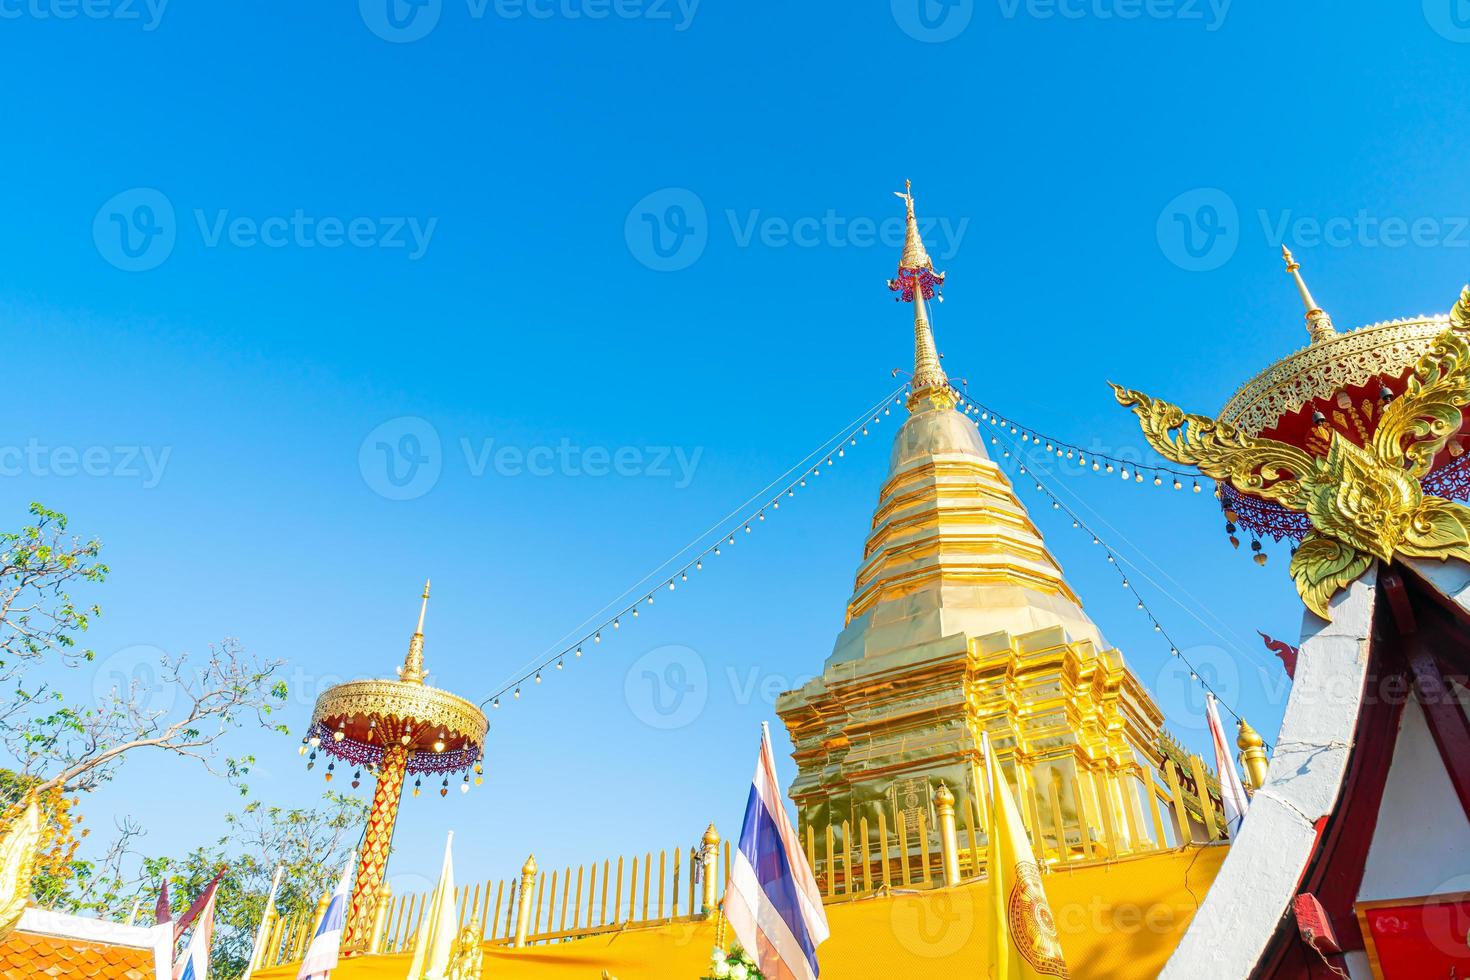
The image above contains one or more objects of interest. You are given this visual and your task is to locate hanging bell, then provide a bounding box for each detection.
[1380,384,1394,404]
[1311,408,1327,426]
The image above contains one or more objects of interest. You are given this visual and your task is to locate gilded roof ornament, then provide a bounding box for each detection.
[1282,245,1337,343]
[1112,284,1470,618]
[886,181,952,411]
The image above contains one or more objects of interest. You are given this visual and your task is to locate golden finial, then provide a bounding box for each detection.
[933,781,954,807]
[893,178,934,277]
[1281,245,1337,343]
[1236,718,1270,792]
[886,181,952,412]
[397,579,431,685]
[521,854,538,877]
[702,823,720,847]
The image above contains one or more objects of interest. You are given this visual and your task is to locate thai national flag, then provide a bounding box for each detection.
[297,855,355,980]
[723,723,830,980]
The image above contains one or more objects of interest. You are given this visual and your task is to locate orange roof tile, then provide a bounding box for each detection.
[0,928,152,979]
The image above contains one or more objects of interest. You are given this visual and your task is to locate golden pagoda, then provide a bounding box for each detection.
[776,183,1176,876]
[249,187,1248,980]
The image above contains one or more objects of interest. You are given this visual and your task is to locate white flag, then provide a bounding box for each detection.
[298,855,355,980]
[1206,694,1252,837]
[241,864,284,980]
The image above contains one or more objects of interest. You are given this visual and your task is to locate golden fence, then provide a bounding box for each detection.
[257,831,733,968]
[800,752,1230,900]
[256,751,1232,967]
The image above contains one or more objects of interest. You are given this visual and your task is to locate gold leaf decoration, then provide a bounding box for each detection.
[1290,534,1374,619]
[1111,284,1470,618]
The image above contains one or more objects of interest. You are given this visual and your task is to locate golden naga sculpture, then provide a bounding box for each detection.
[1112,284,1470,618]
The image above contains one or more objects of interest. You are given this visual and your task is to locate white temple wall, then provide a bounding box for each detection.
[1358,697,1470,902]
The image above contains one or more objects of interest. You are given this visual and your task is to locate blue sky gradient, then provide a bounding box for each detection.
[4,0,1470,897]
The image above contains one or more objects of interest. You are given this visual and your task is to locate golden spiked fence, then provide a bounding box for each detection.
[256,826,730,967]
[799,751,1232,900]
[255,749,1234,967]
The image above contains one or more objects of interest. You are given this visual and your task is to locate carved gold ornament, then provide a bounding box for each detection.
[1112,286,1470,619]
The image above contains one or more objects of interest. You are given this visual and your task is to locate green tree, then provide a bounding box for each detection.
[74,791,368,979]
[0,503,292,908]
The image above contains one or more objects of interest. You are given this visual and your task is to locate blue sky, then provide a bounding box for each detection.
[4,0,1470,901]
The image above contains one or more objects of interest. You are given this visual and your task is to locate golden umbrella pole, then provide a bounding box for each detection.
[344,739,411,947]
[302,583,488,952]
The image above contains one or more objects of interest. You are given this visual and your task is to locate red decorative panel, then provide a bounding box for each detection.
[1357,892,1470,978]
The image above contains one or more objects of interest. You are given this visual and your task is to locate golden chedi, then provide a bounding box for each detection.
[777,183,1167,883]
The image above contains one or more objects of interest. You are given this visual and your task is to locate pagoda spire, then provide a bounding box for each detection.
[397,579,431,685]
[888,181,954,411]
[1281,245,1337,343]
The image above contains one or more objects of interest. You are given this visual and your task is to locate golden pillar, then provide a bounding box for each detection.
[303,582,488,953]
[368,881,393,953]
[1237,720,1270,792]
[700,824,721,915]
[933,782,961,887]
[514,855,537,948]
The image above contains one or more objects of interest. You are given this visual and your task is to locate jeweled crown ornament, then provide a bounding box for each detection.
[1111,250,1470,618]
[305,581,488,949]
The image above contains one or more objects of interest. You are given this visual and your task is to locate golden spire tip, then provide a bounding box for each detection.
[1279,245,1336,342]
[416,580,431,635]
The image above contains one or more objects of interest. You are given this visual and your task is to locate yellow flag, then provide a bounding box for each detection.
[406,832,457,980]
[984,736,1070,979]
